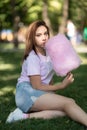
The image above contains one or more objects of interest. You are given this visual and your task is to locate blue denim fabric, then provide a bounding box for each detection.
[15,81,47,113]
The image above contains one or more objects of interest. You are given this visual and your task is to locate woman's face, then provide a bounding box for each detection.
[35,26,49,50]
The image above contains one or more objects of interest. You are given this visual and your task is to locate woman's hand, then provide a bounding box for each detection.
[62,72,74,89]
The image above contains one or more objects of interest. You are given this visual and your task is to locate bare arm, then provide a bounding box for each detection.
[29,73,74,92]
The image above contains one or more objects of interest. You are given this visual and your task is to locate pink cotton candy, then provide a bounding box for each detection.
[45,33,81,77]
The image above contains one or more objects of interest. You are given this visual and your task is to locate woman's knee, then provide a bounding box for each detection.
[65,98,76,107]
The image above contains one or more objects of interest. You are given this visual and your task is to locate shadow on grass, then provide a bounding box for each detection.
[0,51,87,130]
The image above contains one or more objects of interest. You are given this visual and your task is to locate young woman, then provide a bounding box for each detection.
[6,20,87,128]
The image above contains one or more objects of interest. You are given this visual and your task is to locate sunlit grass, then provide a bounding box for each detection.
[0,42,25,50]
[0,42,14,49]
[79,54,87,64]
[1,74,19,81]
[0,64,15,70]
[0,86,15,96]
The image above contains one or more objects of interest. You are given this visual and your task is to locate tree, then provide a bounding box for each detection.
[42,0,54,36]
[0,0,87,39]
[59,0,69,33]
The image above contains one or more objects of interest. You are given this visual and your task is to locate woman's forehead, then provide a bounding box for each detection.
[36,26,47,33]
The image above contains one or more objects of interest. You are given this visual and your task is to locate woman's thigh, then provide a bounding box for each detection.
[31,93,74,111]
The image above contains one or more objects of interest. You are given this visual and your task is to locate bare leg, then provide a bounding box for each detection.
[30,93,87,126]
[6,108,65,123]
[30,110,65,119]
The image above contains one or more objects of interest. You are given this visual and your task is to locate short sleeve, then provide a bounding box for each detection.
[26,54,40,76]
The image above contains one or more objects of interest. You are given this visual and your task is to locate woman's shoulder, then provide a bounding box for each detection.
[27,50,39,60]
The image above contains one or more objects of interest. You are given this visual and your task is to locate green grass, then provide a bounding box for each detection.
[0,43,87,130]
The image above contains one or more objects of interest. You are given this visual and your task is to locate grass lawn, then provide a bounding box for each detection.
[0,43,87,130]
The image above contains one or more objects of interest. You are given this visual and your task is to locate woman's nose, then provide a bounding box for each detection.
[42,35,46,40]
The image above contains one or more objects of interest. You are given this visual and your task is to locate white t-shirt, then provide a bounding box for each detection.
[18,50,54,85]
[67,21,76,37]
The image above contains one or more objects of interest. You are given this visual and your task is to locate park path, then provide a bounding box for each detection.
[74,44,87,53]
[74,45,87,53]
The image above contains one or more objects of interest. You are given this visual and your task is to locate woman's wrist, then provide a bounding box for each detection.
[55,82,65,90]
[61,81,66,89]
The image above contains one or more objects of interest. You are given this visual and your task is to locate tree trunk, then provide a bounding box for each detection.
[10,0,19,48]
[42,0,54,37]
[59,0,69,34]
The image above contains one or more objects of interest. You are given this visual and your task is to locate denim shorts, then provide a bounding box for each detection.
[15,81,47,113]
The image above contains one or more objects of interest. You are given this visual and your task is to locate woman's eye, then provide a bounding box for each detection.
[44,32,48,35]
[35,32,48,37]
[35,34,41,37]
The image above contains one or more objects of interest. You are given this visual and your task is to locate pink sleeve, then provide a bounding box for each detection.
[26,54,40,76]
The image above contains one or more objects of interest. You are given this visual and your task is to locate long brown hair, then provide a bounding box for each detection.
[23,20,50,60]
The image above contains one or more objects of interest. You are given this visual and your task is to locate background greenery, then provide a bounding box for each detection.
[0,0,87,33]
[0,43,87,130]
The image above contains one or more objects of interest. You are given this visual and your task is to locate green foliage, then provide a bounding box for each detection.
[0,0,87,32]
[0,0,61,30]
[69,0,87,28]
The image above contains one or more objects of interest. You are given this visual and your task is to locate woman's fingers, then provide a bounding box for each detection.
[66,72,74,82]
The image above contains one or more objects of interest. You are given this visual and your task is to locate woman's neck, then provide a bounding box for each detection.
[36,47,46,56]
